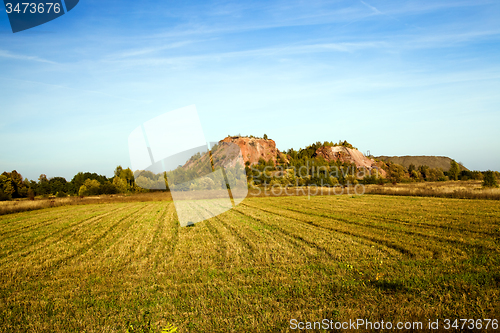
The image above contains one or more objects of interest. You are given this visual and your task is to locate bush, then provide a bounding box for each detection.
[483,171,499,188]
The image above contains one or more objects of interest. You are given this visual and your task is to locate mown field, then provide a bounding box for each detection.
[0,195,499,332]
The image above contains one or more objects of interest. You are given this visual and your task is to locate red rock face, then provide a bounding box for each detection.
[315,146,387,177]
[221,136,279,165]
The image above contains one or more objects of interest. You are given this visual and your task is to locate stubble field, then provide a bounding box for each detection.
[0,195,499,332]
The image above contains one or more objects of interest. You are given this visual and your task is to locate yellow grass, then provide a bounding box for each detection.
[0,195,499,332]
[0,192,172,216]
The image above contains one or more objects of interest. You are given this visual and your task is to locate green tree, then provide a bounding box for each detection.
[71,172,86,193]
[0,175,13,201]
[428,168,447,181]
[83,179,101,195]
[263,134,268,140]
[120,168,135,187]
[387,163,406,183]
[114,165,124,178]
[419,165,430,180]
[100,181,118,194]
[2,171,27,198]
[71,172,108,194]
[482,171,498,188]
[38,174,51,196]
[49,177,67,195]
[448,160,460,181]
[113,177,128,193]
[78,185,88,197]
[408,163,416,174]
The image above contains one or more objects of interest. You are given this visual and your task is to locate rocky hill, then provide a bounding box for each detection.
[221,136,385,176]
[375,156,468,172]
[220,136,283,166]
[184,137,468,179]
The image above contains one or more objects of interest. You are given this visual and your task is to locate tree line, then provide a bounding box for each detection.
[1,141,498,201]
[0,166,140,201]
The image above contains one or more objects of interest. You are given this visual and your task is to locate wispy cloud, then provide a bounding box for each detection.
[400,29,500,49]
[0,50,57,64]
[0,77,151,103]
[101,25,500,69]
[102,40,389,68]
[142,1,493,40]
[107,41,195,59]
[360,1,381,15]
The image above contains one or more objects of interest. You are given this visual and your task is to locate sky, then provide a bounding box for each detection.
[0,0,499,180]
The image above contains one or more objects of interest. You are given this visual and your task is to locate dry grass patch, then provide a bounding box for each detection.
[365,180,500,200]
[0,192,173,216]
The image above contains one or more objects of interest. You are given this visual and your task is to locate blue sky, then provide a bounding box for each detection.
[1,0,499,180]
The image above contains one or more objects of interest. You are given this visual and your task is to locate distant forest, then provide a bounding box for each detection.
[1,141,499,201]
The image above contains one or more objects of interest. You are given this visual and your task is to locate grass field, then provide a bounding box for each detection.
[0,195,499,332]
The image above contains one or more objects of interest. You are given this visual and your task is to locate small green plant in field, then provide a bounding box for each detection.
[125,320,179,333]
[161,323,178,333]
[125,311,158,333]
